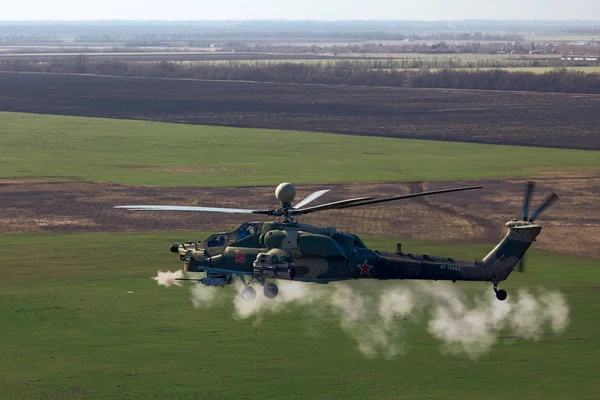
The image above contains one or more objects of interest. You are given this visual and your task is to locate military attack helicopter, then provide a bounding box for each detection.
[115,181,557,302]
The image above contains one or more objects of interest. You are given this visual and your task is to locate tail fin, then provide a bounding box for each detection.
[483,221,542,282]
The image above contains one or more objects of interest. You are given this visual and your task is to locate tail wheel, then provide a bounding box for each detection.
[496,289,508,301]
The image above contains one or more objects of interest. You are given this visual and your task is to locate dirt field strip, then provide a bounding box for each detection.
[1,174,598,258]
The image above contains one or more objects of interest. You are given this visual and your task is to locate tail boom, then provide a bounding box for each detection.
[372,221,541,284]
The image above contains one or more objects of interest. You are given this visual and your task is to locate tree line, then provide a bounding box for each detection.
[2,58,600,94]
[218,41,600,57]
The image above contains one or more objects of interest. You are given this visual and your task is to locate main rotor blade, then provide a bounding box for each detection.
[290,197,375,215]
[522,181,535,221]
[294,189,330,209]
[528,192,559,222]
[293,186,482,215]
[114,205,267,214]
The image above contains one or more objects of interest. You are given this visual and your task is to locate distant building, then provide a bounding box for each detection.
[569,40,596,46]
[561,55,599,61]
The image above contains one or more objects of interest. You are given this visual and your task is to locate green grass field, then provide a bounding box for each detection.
[2,111,599,399]
[181,59,600,75]
[377,66,600,74]
[1,232,599,400]
[527,35,599,42]
[181,53,561,61]
[1,112,598,187]
[445,66,600,74]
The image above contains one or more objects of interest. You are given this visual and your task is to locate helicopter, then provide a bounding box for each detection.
[115,181,557,302]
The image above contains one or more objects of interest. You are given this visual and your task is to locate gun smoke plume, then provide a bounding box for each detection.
[153,270,184,287]
[155,270,569,359]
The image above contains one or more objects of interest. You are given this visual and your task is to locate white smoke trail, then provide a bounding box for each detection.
[152,273,569,359]
[233,280,326,320]
[539,291,570,334]
[378,286,415,327]
[424,284,512,357]
[152,270,184,287]
[412,283,568,358]
[190,284,221,309]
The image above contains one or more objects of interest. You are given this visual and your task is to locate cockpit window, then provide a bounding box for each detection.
[238,223,257,240]
[207,235,226,247]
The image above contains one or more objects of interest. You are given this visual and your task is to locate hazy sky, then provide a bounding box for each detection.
[2,0,600,21]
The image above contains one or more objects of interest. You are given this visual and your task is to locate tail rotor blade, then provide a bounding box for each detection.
[529,192,559,222]
[522,181,535,221]
[518,255,526,273]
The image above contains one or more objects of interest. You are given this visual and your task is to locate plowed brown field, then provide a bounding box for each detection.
[1,72,599,150]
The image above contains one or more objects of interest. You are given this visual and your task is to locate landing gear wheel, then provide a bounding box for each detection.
[496,289,508,301]
[264,282,279,299]
[241,286,257,302]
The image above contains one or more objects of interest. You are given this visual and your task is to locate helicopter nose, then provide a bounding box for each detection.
[170,243,180,253]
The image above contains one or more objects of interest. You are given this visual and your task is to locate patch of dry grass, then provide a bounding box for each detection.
[1,173,597,257]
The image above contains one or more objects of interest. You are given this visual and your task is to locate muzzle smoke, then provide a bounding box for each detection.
[154,270,569,359]
[152,270,184,287]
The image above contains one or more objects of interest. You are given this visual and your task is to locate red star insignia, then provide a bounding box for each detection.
[358,260,373,276]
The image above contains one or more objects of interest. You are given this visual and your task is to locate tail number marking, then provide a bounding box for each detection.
[440,264,460,271]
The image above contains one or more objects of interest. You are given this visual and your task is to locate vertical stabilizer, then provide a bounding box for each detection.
[483,221,542,282]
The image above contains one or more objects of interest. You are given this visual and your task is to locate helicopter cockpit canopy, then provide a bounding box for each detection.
[205,223,262,248]
[237,223,259,241]
[206,233,227,248]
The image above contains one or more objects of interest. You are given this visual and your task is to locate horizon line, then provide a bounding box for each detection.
[2,18,600,23]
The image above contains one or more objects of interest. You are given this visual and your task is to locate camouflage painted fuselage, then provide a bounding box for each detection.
[172,220,540,286]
